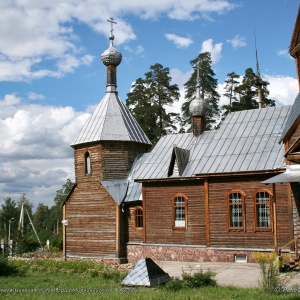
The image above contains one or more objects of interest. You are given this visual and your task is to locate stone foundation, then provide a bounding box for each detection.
[127,243,271,264]
[67,255,127,264]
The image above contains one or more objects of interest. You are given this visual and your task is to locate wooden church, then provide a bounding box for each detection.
[62,12,300,264]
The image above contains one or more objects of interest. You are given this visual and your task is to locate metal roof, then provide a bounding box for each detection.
[133,106,291,180]
[101,154,146,204]
[262,165,300,184]
[121,258,170,286]
[100,179,128,205]
[280,92,300,142]
[71,92,151,147]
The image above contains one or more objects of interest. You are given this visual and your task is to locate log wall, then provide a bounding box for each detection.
[65,184,117,257]
[138,175,291,251]
[286,119,300,147]
[127,202,144,243]
[142,180,206,245]
[208,175,290,249]
[291,182,300,238]
[65,140,149,258]
[73,141,149,182]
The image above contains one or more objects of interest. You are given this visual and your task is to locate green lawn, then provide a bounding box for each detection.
[0,257,299,300]
[0,273,299,300]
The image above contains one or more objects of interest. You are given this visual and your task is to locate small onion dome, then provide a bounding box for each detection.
[189,95,207,117]
[101,45,122,66]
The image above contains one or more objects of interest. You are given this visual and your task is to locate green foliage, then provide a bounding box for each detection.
[0,267,298,300]
[9,257,128,281]
[163,269,217,291]
[0,179,73,255]
[253,252,282,293]
[221,68,275,118]
[126,63,180,145]
[182,52,220,131]
[223,71,240,106]
[15,234,40,254]
[0,257,23,276]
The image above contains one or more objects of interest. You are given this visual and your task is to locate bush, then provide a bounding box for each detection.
[253,252,281,293]
[163,277,185,291]
[0,257,23,276]
[164,269,217,291]
[8,257,129,280]
[182,270,217,288]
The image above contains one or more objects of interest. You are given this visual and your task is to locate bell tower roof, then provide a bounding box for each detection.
[71,18,151,147]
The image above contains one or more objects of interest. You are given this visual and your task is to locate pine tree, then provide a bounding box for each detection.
[223,72,240,105]
[126,63,180,145]
[222,68,275,116]
[182,52,220,130]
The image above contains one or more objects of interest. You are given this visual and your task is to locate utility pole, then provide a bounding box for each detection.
[8,218,14,256]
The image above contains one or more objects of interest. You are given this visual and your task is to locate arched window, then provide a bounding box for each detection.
[85,152,92,174]
[227,190,246,231]
[255,190,272,229]
[172,193,188,229]
[135,207,143,229]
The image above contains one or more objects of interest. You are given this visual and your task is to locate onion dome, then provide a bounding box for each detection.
[189,66,207,117]
[101,27,122,66]
[189,92,207,117]
[101,44,122,66]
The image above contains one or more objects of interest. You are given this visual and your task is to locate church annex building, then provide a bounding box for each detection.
[62,13,300,265]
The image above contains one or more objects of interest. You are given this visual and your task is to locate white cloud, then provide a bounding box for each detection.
[27,92,45,101]
[218,75,298,107]
[124,45,145,55]
[226,35,247,49]
[165,33,193,48]
[201,38,223,64]
[0,1,234,82]
[166,0,235,20]
[0,93,21,106]
[0,94,90,208]
[276,49,293,60]
[265,75,298,105]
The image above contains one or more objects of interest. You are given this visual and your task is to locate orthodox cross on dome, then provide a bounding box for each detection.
[107,17,117,44]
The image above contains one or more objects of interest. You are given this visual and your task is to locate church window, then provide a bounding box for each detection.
[85,152,92,174]
[135,207,143,229]
[227,191,245,230]
[173,194,187,229]
[255,190,272,229]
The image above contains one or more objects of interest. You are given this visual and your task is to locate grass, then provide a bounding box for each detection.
[0,257,299,299]
[1,274,299,300]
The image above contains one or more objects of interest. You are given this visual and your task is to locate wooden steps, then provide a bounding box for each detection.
[281,257,300,272]
[278,236,300,272]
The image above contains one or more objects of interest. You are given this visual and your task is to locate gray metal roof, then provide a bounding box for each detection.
[101,154,146,204]
[100,179,128,205]
[262,165,300,184]
[122,258,170,286]
[133,106,291,180]
[280,92,300,142]
[71,92,151,147]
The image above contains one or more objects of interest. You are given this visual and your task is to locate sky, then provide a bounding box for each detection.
[0,0,299,210]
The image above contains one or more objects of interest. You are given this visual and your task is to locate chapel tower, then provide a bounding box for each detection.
[63,19,151,259]
[189,65,207,136]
